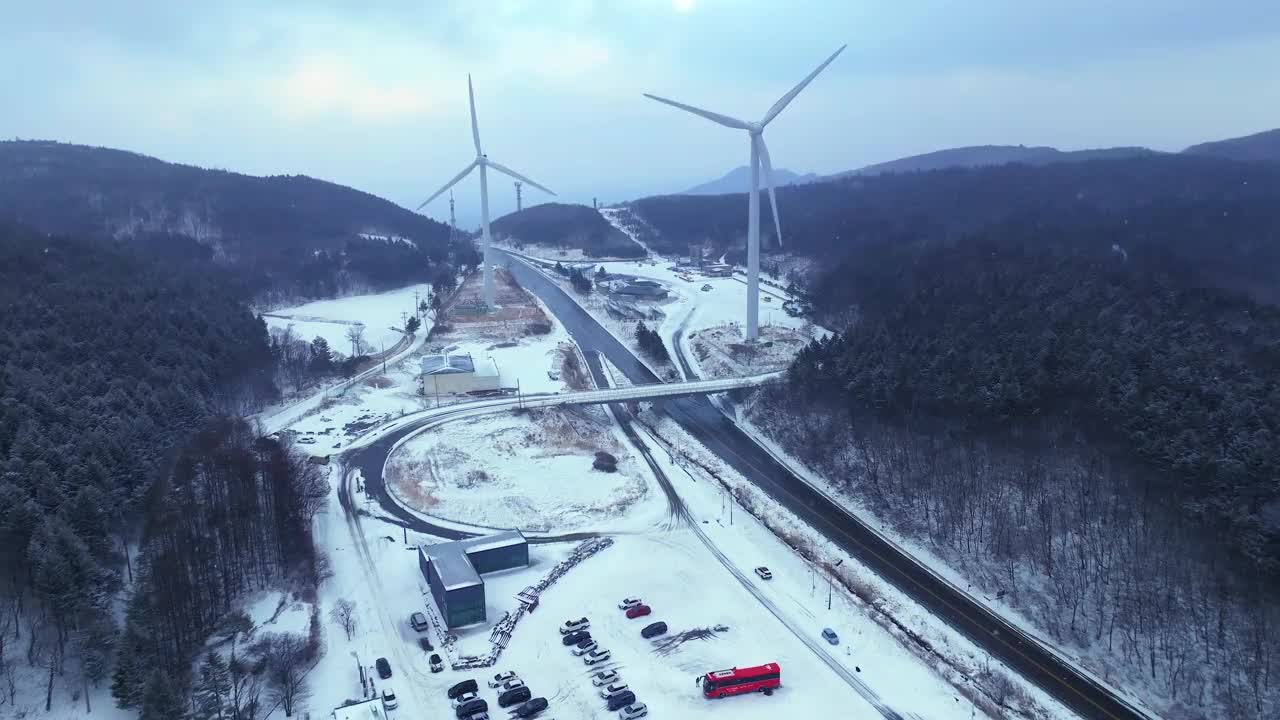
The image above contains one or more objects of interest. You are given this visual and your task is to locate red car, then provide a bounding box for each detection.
[625,604,652,619]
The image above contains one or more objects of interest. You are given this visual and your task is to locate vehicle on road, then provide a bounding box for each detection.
[410,612,430,631]
[451,690,478,708]
[560,617,589,634]
[618,597,642,610]
[510,697,548,718]
[625,604,651,619]
[619,703,649,719]
[584,648,611,665]
[640,621,667,638]
[561,630,591,646]
[605,690,636,711]
[754,566,773,580]
[700,663,782,698]
[382,688,398,710]
[498,686,532,708]
[821,627,839,645]
[488,671,518,688]
[571,640,598,656]
[591,669,619,686]
[598,682,629,699]
[447,678,479,699]
[419,637,434,652]
[454,697,488,719]
[375,657,392,679]
[430,653,444,673]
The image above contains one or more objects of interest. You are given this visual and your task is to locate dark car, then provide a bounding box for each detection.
[430,653,444,673]
[454,697,487,719]
[510,697,548,718]
[640,621,667,638]
[606,690,636,711]
[561,629,591,646]
[419,637,434,652]
[498,685,532,708]
[447,678,479,699]
[375,657,392,679]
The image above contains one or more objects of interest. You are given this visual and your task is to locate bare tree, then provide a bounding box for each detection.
[345,324,366,357]
[227,649,263,720]
[329,599,357,641]
[253,632,311,717]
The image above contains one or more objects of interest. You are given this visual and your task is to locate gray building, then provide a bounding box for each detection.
[419,353,501,396]
[419,531,529,628]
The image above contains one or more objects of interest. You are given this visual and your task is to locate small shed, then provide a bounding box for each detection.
[420,353,500,395]
[332,698,388,720]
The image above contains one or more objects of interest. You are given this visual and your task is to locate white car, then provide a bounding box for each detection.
[619,703,648,719]
[560,617,590,634]
[617,597,642,610]
[754,566,773,580]
[381,688,398,710]
[584,648,611,665]
[599,683,629,699]
[591,669,620,687]
[451,690,477,708]
[501,679,526,692]
[488,671,518,688]
[571,640,598,656]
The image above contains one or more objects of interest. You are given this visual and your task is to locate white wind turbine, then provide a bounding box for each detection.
[645,45,845,340]
[417,75,555,310]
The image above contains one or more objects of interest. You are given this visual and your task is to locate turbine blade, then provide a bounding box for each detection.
[758,136,782,247]
[642,93,751,130]
[485,160,556,197]
[468,74,482,155]
[761,44,847,127]
[415,160,478,211]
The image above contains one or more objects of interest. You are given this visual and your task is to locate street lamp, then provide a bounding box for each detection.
[827,559,844,610]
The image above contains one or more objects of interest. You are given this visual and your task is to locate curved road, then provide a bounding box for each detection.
[500,251,1148,720]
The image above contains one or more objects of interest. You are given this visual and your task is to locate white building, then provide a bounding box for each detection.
[420,352,501,396]
[332,698,387,720]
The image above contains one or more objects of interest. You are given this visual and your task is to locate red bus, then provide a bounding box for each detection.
[699,663,782,698]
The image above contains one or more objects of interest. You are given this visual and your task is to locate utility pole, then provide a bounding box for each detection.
[828,558,844,610]
[381,341,387,374]
[514,181,523,212]
[449,190,457,238]
[413,290,420,318]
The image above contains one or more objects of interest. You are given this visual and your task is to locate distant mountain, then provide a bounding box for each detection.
[0,140,475,300]
[682,165,819,195]
[492,203,644,258]
[834,144,1157,178]
[1182,128,1280,164]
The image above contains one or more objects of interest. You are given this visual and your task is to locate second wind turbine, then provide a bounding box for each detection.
[418,75,555,310]
[645,45,845,340]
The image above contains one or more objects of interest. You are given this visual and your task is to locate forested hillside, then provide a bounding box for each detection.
[1183,128,1280,164]
[492,202,644,258]
[0,141,477,301]
[0,223,320,713]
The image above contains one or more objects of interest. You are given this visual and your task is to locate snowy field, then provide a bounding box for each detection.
[262,283,430,357]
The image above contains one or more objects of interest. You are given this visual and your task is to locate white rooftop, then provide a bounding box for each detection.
[332,698,387,720]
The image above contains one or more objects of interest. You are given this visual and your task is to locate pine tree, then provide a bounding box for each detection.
[405,315,421,333]
[139,670,185,720]
[195,650,230,720]
[308,337,333,375]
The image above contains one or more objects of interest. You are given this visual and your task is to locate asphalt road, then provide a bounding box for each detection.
[500,251,1148,720]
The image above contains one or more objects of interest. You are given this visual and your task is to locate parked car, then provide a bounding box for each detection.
[571,640,598,656]
[822,627,839,645]
[501,679,526,692]
[510,697,548,718]
[430,653,444,673]
[560,617,589,634]
[462,713,487,720]
[617,597,642,610]
[410,611,430,631]
[454,698,487,719]
[381,688,398,710]
[487,671,518,688]
[451,690,478,708]
[605,690,636,711]
[625,604,651,619]
[419,637,434,652]
[561,630,591,646]
[754,566,773,580]
[375,657,392,679]
[590,669,620,687]
[583,648,611,665]
[598,682,629,699]
[447,678,479,699]
[619,702,649,719]
[640,621,667,639]
[498,685,532,708]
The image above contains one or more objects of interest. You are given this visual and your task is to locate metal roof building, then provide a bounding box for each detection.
[419,531,529,628]
[419,352,500,396]
[331,698,388,720]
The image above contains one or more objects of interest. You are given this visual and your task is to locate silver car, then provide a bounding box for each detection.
[571,640,598,656]
[599,682,629,699]
[591,669,620,687]
[619,703,648,719]
[583,648,611,665]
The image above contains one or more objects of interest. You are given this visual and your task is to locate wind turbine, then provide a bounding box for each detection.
[645,45,845,340]
[417,75,555,310]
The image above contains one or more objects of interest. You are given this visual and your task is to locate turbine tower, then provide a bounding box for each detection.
[514,181,523,212]
[645,45,845,340]
[417,75,555,309]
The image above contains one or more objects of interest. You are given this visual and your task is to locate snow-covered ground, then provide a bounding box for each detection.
[262,283,430,357]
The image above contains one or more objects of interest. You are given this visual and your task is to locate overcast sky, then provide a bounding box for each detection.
[4,1,1279,225]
